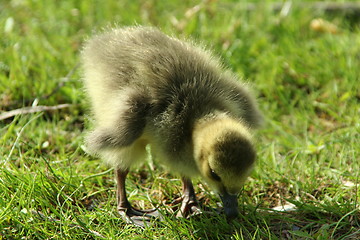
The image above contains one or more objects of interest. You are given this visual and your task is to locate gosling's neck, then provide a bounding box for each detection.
[192,113,253,162]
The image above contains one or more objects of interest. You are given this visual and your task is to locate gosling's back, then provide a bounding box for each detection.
[82,26,262,160]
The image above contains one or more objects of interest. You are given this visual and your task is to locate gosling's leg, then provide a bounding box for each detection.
[176,177,202,218]
[115,168,161,227]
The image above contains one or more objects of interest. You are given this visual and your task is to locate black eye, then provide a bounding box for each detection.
[210,169,221,182]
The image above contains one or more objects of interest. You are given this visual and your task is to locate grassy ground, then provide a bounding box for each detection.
[1,0,359,239]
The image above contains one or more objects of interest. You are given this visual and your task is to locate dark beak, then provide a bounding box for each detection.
[220,192,239,219]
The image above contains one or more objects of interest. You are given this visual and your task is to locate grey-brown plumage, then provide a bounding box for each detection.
[82,26,262,225]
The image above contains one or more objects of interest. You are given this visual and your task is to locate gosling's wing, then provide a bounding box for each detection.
[85,88,151,152]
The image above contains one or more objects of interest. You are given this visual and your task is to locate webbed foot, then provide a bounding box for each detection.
[175,197,202,218]
[118,207,163,227]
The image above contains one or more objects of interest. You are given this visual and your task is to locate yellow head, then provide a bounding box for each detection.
[193,115,256,218]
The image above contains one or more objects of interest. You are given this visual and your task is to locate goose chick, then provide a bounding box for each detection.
[81,26,263,226]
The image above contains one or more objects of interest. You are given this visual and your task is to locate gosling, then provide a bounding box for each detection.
[81,26,263,226]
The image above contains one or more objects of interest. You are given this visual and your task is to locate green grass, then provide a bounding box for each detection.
[1,0,359,239]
